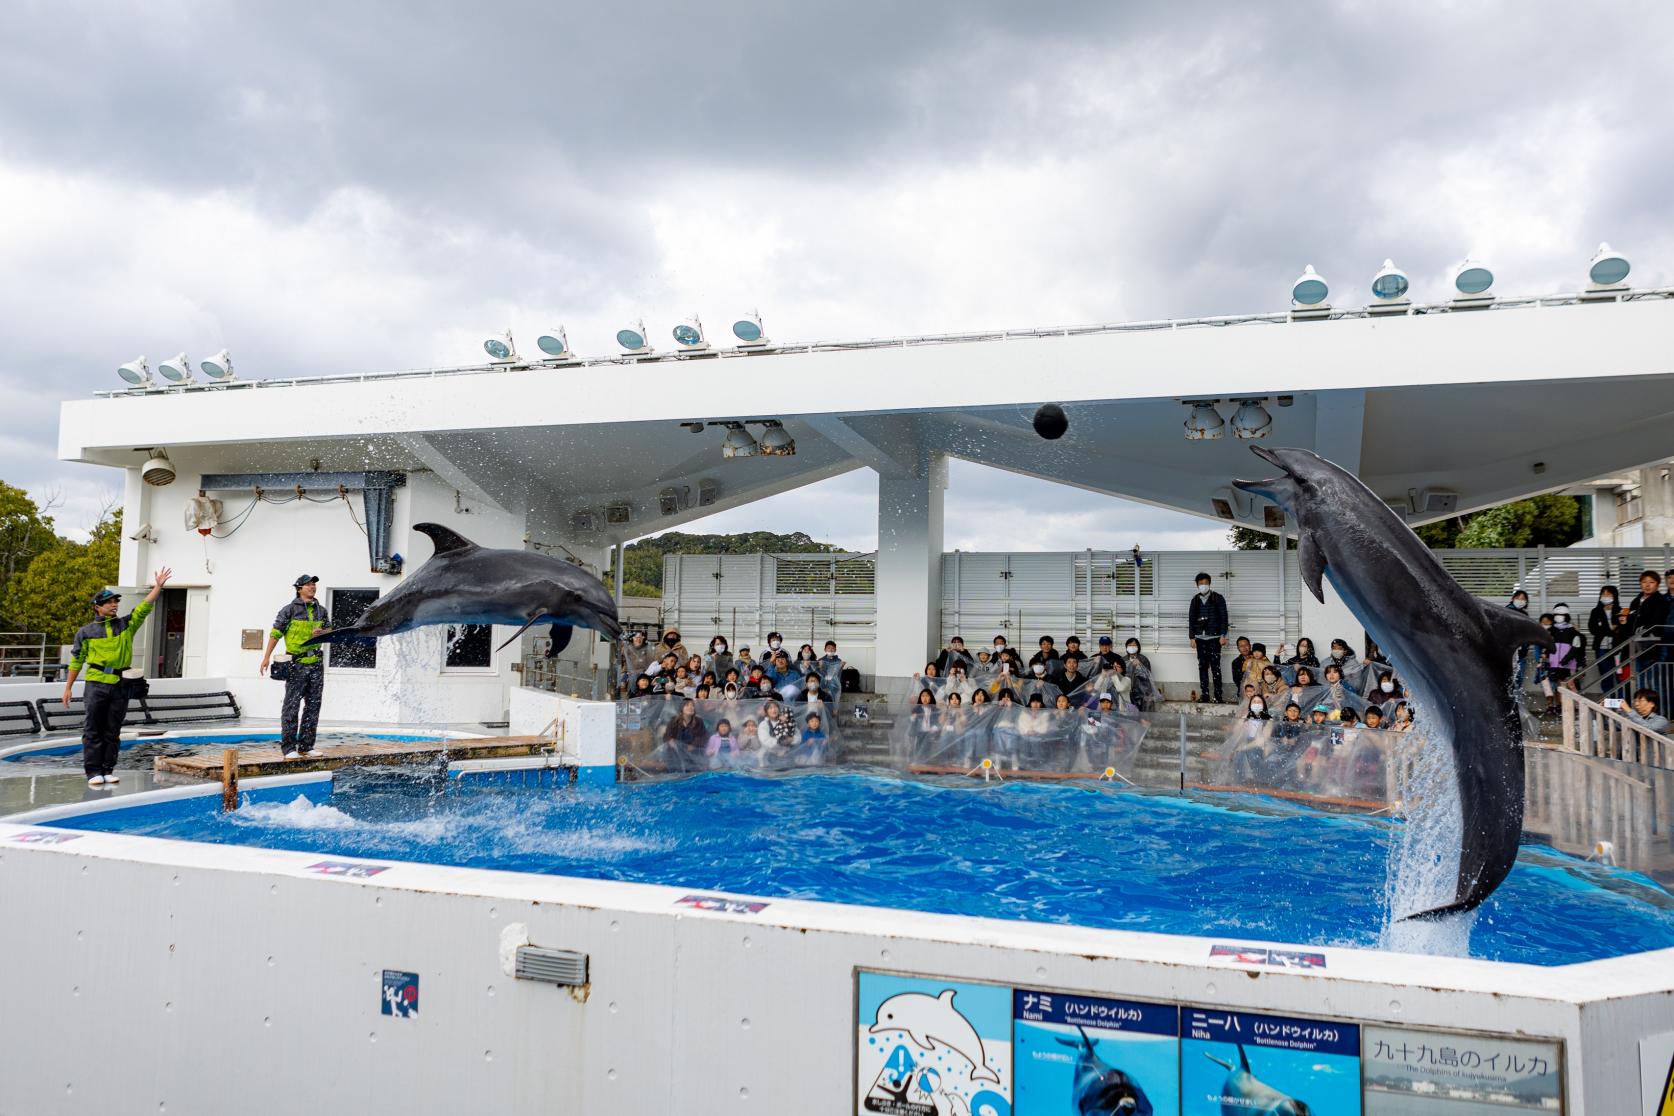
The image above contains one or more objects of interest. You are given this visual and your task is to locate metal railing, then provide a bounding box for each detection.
[519,655,608,701]
[1558,688,1674,770]
[0,632,52,680]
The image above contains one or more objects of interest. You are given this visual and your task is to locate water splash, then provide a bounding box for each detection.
[1380,724,1476,956]
[230,794,359,830]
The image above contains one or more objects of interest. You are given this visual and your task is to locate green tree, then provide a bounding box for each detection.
[607,530,844,597]
[1228,526,1295,550]
[1426,494,1583,549]
[0,482,59,624]
[6,512,122,645]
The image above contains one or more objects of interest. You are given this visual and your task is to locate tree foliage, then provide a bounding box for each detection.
[5,512,122,645]
[1228,526,1295,550]
[1416,494,1583,549]
[0,481,59,620]
[609,530,843,597]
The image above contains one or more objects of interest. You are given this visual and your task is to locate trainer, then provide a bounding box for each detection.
[259,574,329,759]
[61,567,172,788]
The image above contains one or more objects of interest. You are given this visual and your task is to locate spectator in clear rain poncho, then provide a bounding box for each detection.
[985,655,1025,696]
[795,643,820,676]
[1319,662,1366,717]
[705,719,742,763]
[913,661,944,696]
[758,699,798,756]
[796,712,829,765]
[942,661,978,703]
[1075,693,1135,772]
[1324,639,1362,688]
[799,670,833,704]
[970,647,998,684]
[818,640,845,695]
[1367,670,1402,714]
[1018,663,1063,707]
[619,631,655,692]
[1120,638,1160,710]
[908,688,939,761]
[1013,692,1053,769]
[661,699,708,769]
[935,636,975,675]
[1257,664,1287,705]
[1389,702,1414,732]
[1088,656,1135,712]
[1055,653,1092,700]
[1237,642,1272,693]
[1028,636,1061,673]
[732,643,756,679]
[1228,695,1275,784]
[1286,665,1323,712]
[1285,637,1320,672]
[704,636,734,682]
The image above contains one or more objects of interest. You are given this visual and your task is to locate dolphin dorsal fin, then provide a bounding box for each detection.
[937,989,956,1004]
[1238,1044,1250,1072]
[414,522,478,557]
[1477,599,1554,656]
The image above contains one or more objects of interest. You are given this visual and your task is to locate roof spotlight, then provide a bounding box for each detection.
[157,352,193,384]
[1291,265,1329,307]
[116,356,151,388]
[732,313,769,349]
[199,348,235,380]
[1587,242,1630,288]
[1230,399,1273,439]
[1183,401,1226,441]
[757,421,796,456]
[672,317,710,352]
[616,320,653,356]
[1451,258,1495,302]
[483,330,518,362]
[1367,259,1411,316]
[720,422,760,459]
[535,327,574,361]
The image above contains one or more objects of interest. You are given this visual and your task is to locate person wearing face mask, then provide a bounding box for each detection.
[990,635,1009,662]
[1623,571,1673,688]
[1020,659,1063,706]
[659,628,687,665]
[1506,590,1534,693]
[1541,604,1586,717]
[1589,585,1622,697]
[763,630,786,664]
[800,669,832,704]
[618,630,655,696]
[1228,694,1273,784]
[704,637,733,681]
[1027,636,1061,673]
[1369,670,1401,714]
[1122,638,1159,710]
[1187,572,1229,704]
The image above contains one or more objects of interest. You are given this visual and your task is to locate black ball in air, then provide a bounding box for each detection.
[1032,403,1068,440]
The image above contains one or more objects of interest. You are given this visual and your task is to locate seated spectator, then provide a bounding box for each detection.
[619,631,655,692]
[704,637,733,682]
[1389,703,1414,732]
[699,670,718,691]
[1028,636,1061,672]
[936,636,975,675]
[662,699,707,758]
[800,670,832,703]
[705,718,741,761]
[1368,670,1401,707]
[630,674,655,699]
[1287,665,1322,710]
[819,640,845,694]
[990,634,1011,660]
[1276,701,1304,736]
[1364,639,1390,668]
[797,712,829,764]
[649,651,679,680]
[764,631,786,659]
[733,644,756,678]
[1363,706,1385,730]
[684,653,705,680]
[693,684,712,701]
[1090,656,1135,711]
[1092,636,1119,672]
[1626,688,1671,734]
[1240,643,1272,691]
[658,628,687,665]
[913,661,944,694]
[1286,637,1320,669]
[1228,637,1253,691]
[670,666,694,696]
[1055,652,1091,697]
[758,700,797,753]
[1062,636,1086,665]
[969,687,990,707]
[943,661,976,702]
[1258,664,1286,703]
[1308,704,1330,726]
[734,720,762,768]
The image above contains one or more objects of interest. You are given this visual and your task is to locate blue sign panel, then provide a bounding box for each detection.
[1182,1007,1360,1115]
[380,970,419,1018]
[1014,990,1178,1116]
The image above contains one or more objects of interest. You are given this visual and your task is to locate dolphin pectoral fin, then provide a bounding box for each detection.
[494,614,547,653]
[302,626,370,647]
[1204,1053,1233,1070]
[1478,599,1556,656]
[413,522,479,556]
[1398,898,1481,922]
[546,624,573,657]
[1298,532,1326,603]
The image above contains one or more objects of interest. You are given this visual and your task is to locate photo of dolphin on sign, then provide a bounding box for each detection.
[869,988,1001,1084]
[1203,1045,1308,1116]
[302,522,623,656]
[1232,445,1554,920]
[1058,1024,1154,1115]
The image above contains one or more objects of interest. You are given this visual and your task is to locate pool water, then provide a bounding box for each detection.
[51,768,1674,966]
[1,732,450,767]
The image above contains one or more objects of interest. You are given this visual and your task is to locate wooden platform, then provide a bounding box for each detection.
[153,736,551,781]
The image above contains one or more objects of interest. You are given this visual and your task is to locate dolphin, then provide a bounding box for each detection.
[870,989,1000,1084]
[1204,1046,1310,1116]
[302,522,622,655]
[1055,1025,1153,1115]
[1233,446,1553,919]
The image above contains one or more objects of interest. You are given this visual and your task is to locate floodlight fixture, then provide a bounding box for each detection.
[141,449,176,486]
[1587,242,1630,288]
[1451,258,1495,303]
[1290,265,1329,307]
[1183,401,1225,441]
[732,313,770,349]
[672,317,710,352]
[757,421,796,456]
[616,321,653,356]
[199,349,235,380]
[720,422,760,458]
[157,352,194,384]
[484,330,518,362]
[1230,399,1273,439]
[117,356,151,388]
[536,327,575,361]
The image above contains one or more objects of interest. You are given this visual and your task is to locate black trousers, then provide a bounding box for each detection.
[1195,638,1225,702]
[281,662,325,754]
[81,679,129,778]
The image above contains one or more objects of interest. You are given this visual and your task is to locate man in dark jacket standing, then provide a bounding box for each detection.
[259,575,330,758]
[1188,571,1229,704]
[1623,570,1673,688]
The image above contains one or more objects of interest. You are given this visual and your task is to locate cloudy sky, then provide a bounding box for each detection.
[4,2,1670,548]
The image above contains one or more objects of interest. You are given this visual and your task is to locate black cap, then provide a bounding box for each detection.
[293,574,319,589]
[91,589,120,607]
[1098,636,1113,646]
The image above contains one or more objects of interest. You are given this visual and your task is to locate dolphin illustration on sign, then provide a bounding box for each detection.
[1204,1045,1309,1116]
[869,988,1000,1084]
[1056,1024,1153,1115]
[303,522,623,655]
[1233,446,1553,919]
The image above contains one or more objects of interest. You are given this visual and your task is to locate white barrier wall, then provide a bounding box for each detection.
[0,813,1668,1115]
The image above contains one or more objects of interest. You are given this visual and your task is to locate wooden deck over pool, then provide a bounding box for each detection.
[153,736,551,780]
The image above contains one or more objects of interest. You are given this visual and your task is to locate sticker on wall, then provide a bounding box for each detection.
[1363,1025,1563,1113]
[305,859,390,878]
[857,971,1012,1116]
[380,970,419,1018]
[1645,1031,1674,1116]
[8,831,81,845]
[1208,943,1327,969]
[1182,1007,1361,1116]
[674,894,769,914]
[1012,989,1178,1116]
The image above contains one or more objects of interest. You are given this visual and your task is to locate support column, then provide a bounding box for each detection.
[1307,388,1369,653]
[118,466,151,586]
[873,456,946,684]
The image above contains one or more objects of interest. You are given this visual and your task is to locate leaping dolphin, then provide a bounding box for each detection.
[1204,1046,1310,1116]
[1233,446,1553,919]
[869,989,1000,1084]
[303,522,622,655]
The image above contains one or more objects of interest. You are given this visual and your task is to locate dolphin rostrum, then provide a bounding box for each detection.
[1204,1045,1310,1116]
[1055,1025,1153,1115]
[869,989,1000,1084]
[303,522,622,655]
[1233,446,1553,920]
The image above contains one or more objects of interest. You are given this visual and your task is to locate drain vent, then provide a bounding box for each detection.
[514,945,588,987]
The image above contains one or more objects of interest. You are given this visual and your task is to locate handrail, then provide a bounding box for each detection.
[1557,687,1674,770]
[1571,624,1674,694]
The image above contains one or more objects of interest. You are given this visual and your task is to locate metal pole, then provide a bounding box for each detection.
[1177,710,1188,791]
[1537,545,1547,615]
[1277,536,1287,646]
[1085,548,1094,639]
[613,542,625,602]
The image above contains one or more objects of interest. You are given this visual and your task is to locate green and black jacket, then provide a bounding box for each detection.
[69,600,155,685]
[271,597,330,665]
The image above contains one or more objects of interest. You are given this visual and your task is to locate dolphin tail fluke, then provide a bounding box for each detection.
[1399,897,1482,922]
[969,1066,1001,1084]
[546,624,573,658]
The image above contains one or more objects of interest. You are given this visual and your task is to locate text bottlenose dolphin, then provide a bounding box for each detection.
[1233,446,1553,920]
[1204,1045,1309,1116]
[1055,1025,1153,1115]
[869,989,1000,1084]
[303,522,622,655]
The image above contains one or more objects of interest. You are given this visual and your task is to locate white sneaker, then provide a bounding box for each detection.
[87,776,106,787]
[104,773,120,784]
[282,752,301,762]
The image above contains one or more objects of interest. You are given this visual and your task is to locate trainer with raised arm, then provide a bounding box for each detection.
[61,567,172,788]
[260,574,329,759]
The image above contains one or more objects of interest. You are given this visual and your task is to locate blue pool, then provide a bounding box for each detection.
[49,769,1674,966]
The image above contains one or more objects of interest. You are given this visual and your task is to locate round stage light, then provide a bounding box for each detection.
[733,318,763,343]
[117,356,150,387]
[617,322,650,353]
[1291,265,1328,306]
[1588,242,1630,287]
[1371,259,1409,301]
[721,423,760,458]
[1230,399,1273,439]
[199,349,234,380]
[673,323,704,347]
[536,327,571,358]
[1453,259,1494,296]
[157,353,193,384]
[1184,402,1225,441]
